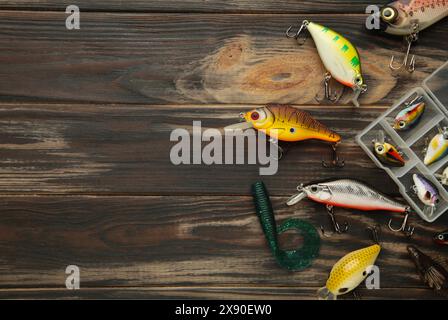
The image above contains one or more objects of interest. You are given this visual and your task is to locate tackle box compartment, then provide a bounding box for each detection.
[356,61,448,223]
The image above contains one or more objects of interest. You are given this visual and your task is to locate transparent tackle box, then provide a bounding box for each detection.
[356,61,448,223]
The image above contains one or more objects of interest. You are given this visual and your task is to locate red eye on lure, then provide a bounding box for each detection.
[224,104,344,167]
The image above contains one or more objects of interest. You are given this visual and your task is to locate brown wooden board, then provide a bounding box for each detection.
[0,12,446,105]
[0,103,403,196]
[0,1,391,14]
[1,2,448,300]
[0,287,441,300]
[0,195,447,299]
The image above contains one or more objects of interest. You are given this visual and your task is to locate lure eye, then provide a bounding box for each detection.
[399,121,406,128]
[250,112,260,121]
[310,185,319,193]
[250,109,267,122]
[375,145,384,153]
[438,235,444,240]
[354,76,363,86]
[381,6,398,23]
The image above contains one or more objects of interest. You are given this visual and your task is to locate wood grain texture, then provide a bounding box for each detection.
[0,1,385,14]
[0,287,442,300]
[0,195,447,299]
[0,103,405,196]
[0,12,446,105]
[1,1,448,300]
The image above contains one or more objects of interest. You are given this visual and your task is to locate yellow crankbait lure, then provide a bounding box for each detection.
[287,20,366,107]
[318,244,381,300]
[224,104,343,167]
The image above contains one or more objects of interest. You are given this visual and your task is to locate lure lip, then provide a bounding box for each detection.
[223,121,253,131]
[286,191,307,206]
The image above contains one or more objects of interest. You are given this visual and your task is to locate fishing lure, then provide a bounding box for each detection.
[374,141,405,167]
[287,179,410,235]
[412,173,439,216]
[251,181,320,271]
[372,130,405,167]
[435,166,448,186]
[318,243,381,299]
[286,20,366,107]
[424,127,448,166]
[393,95,425,131]
[379,0,448,72]
[434,230,448,245]
[407,245,448,294]
[225,104,343,167]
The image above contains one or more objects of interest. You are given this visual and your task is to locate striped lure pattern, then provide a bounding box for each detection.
[241,105,341,143]
[393,96,426,131]
[306,22,364,90]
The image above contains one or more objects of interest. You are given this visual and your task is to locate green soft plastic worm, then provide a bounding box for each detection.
[251,181,320,271]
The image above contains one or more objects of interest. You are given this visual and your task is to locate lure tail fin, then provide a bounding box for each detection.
[317,287,337,300]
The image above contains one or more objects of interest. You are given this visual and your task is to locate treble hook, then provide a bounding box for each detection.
[388,213,415,237]
[286,20,310,45]
[320,204,349,237]
[322,143,345,168]
[367,225,381,244]
[315,72,340,104]
[390,25,418,73]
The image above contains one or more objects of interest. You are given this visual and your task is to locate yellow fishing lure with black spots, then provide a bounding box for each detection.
[318,244,381,300]
[287,20,366,107]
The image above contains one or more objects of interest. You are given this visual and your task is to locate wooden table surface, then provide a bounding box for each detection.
[0,1,447,300]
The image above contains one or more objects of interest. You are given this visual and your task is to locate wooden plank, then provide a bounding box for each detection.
[0,195,447,293]
[0,103,405,196]
[0,12,446,105]
[0,287,442,300]
[0,1,384,14]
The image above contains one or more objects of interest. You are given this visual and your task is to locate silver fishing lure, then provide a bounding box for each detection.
[287,179,409,213]
[287,179,411,235]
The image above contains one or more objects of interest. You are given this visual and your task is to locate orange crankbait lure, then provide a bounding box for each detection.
[225,104,343,167]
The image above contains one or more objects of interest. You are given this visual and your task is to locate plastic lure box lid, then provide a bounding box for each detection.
[356,61,448,222]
